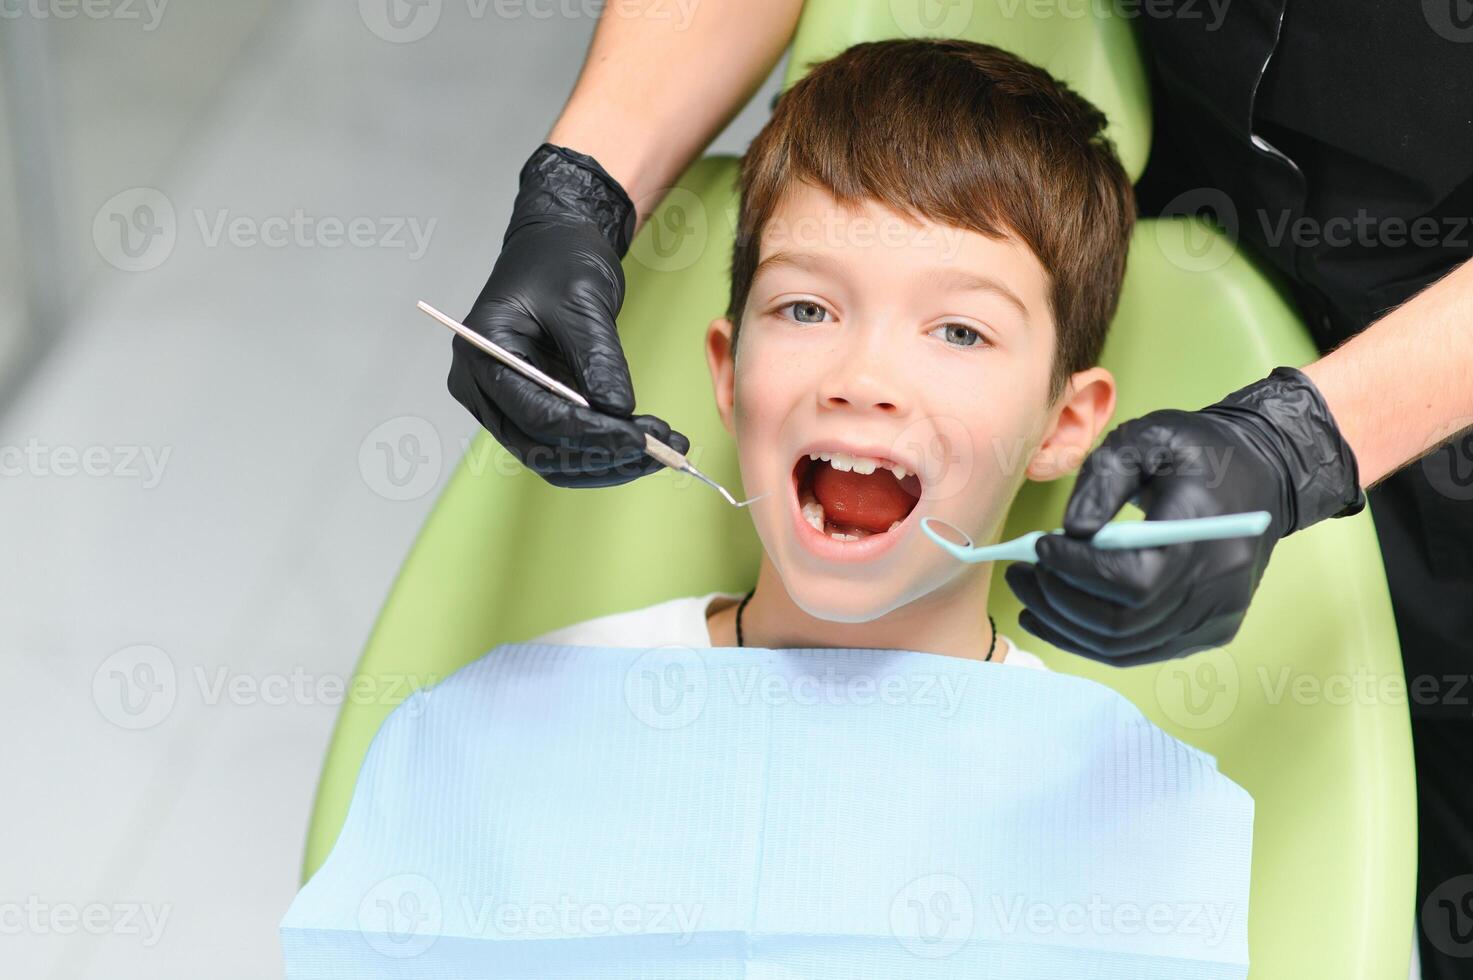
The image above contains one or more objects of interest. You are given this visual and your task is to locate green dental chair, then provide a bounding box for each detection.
[303,2,1416,975]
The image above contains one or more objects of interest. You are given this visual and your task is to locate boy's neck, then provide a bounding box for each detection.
[706,558,1009,662]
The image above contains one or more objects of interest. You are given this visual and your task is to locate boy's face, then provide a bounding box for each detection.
[706,180,1115,623]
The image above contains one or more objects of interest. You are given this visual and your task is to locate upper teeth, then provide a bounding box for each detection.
[808,451,908,481]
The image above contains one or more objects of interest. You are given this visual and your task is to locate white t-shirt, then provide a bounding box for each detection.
[528,589,1048,670]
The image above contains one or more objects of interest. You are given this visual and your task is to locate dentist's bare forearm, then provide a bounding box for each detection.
[547,0,804,236]
[1303,256,1473,487]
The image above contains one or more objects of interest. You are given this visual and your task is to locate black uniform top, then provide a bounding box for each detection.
[1135,0,1473,710]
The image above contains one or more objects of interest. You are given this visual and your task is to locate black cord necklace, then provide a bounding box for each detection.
[735,587,997,662]
[735,587,755,648]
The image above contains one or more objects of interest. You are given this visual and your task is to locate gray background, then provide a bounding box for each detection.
[0,3,785,976]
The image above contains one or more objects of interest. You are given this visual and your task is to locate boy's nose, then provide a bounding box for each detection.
[816,343,909,415]
[822,392,900,414]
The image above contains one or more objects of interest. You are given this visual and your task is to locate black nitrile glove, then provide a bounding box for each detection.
[447,143,690,488]
[1005,366,1366,666]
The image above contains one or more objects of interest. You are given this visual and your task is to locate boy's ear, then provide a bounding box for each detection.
[1027,367,1117,481]
[705,316,737,435]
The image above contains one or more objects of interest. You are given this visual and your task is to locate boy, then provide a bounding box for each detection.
[283,42,1254,978]
[531,38,1132,664]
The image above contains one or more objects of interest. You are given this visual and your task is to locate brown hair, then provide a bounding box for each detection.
[728,38,1134,403]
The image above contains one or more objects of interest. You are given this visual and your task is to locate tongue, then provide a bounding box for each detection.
[811,465,915,533]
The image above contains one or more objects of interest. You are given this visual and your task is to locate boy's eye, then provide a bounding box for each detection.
[776,303,987,349]
[780,300,831,324]
[931,323,987,348]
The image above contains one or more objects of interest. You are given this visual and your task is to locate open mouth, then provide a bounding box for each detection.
[791,449,924,543]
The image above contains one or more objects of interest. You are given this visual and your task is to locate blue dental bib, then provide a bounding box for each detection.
[282,642,1253,978]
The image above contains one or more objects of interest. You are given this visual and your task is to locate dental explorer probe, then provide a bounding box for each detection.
[417,301,769,508]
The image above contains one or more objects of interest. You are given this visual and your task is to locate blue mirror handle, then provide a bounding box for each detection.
[920,511,1273,564]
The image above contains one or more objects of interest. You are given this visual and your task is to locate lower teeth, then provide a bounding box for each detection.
[801,493,904,541]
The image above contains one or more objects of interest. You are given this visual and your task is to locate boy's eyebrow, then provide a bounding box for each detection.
[922,267,1032,327]
[752,250,1031,327]
[751,249,835,282]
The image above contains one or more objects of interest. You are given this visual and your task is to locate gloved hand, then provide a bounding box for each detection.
[1005,366,1367,666]
[447,142,690,488]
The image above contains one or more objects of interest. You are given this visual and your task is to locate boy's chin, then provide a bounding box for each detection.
[782,577,909,626]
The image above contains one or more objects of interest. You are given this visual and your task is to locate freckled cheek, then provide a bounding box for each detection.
[960,413,1039,503]
[732,346,810,427]
[913,392,1032,512]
